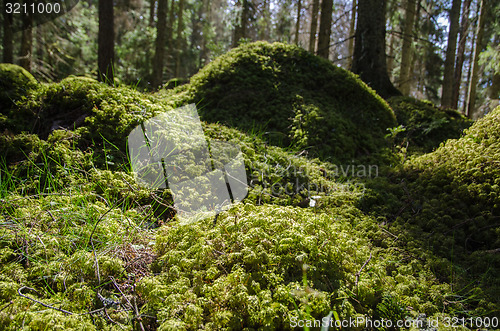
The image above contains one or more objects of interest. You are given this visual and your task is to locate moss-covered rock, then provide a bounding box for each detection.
[388,96,472,154]
[171,41,397,162]
[0,63,38,111]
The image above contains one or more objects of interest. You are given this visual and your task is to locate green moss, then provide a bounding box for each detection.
[0,64,38,110]
[171,41,396,162]
[388,96,472,154]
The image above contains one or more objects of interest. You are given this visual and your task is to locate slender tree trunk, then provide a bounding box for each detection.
[386,33,395,79]
[317,0,333,59]
[2,0,13,63]
[233,0,249,47]
[309,0,320,52]
[294,0,302,44]
[151,0,168,88]
[98,0,115,84]
[175,0,184,77]
[199,0,211,66]
[452,0,471,109]
[19,1,33,72]
[347,0,357,69]
[399,0,417,95]
[441,0,462,108]
[149,0,156,27]
[259,0,271,40]
[462,22,475,114]
[408,0,421,93]
[352,0,401,98]
[466,0,485,118]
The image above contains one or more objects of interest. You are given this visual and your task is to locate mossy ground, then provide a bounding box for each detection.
[1,44,499,330]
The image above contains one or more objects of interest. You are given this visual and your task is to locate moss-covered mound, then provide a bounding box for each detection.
[172,41,397,162]
[388,96,472,154]
[0,63,38,111]
[403,106,500,254]
[361,106,500,305]
[0,59,498,329]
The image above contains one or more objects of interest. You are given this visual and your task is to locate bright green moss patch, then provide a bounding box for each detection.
[387,96,472,154]
[0,64,38,111]
[170,41,396,162]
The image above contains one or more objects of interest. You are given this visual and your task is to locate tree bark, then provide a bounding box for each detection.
[466,0,485,118]
[151,0,168,88]
[309,0,319,52]
[233,0,249,47]
[452,0,471,109]
[98,0,115,84]
[19,1,33,72]
[2,0,13,63]
[175,0,184,77]
[399,0,417,95]
[352,0,401,98]
[294,0,302,45]
[317,0,333,59]
[347,0,356,69]
[441,0,461,108]
[149,0,156,27]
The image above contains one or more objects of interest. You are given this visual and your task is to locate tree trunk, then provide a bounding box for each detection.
[441,0,461,108]
[175,0,184,77]
[347,0,356,69]
[19,1,33,72]
[317,0,333,59]
[452,0,471,109]
[386,33,395,80]
[2,0,13,63]
[466,0,485,118]
[151,0,168,88]
[309,0,319,52]
[294,0,302,45]
[233,0,249,47]
[259,0,271,40]
[399,0,416,95]
[98,0,115,84]
[352,0,401,98]
[149,0,156,27]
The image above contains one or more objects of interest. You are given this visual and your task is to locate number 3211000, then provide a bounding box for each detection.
[5,2,61,14]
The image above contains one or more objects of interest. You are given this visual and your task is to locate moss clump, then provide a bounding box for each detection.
[0,64,38,111]
[388,96,472,154]
[361,106,500,306]
[172,41,396,162]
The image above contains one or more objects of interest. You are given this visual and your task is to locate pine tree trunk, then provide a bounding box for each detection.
[399,0,416,95]
[233,0,249,47]
[259,0,271,40]
[347,0,357,69]
[98,0,115,83]
[2,0,13,63]
[175,0,184,77]
[149,0,156,27]
[294,0,302,45]
[352,0,401,98]
[441,0,461,108]
[466,0,485,118]
[317,0,333,59]
[452,0,471,109]
[151,0,168,88]
[19,2,33,72]
[309,0,319,52]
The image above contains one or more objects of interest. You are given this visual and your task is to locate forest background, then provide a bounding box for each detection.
[1,0,499,119]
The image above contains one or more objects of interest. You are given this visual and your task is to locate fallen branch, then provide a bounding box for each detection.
[18,286,73,315]
[355,252,373,287]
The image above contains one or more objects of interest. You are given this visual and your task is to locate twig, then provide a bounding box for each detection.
[88,197,126,284]
[18,286,73,315]
[0,300,13,313]
[355,252,372,287]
